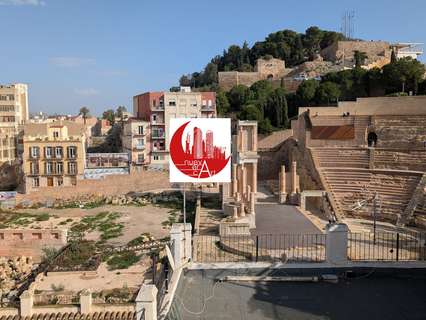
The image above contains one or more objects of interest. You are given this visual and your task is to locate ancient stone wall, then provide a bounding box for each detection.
[0,229,67,261]
[16,170,170,205]
[321,40,391,64]
[0,163,18,191]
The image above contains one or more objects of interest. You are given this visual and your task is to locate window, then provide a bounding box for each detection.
[30,162,39,175]
[32,177,40,188]
[168,100,176,106]
[137,154,144,163]
[56,162,63,174]
[46,162,53,174]
[152,114,157,121]
[190,100,197,107]
[55,147,63,158]
[67,146,77,159]
[30,147,40,158]
[137,138,144,146]
[53,131,59,138]
[57,177,63,186]
[68,162,77,175]
[208,99,212,107]
[138,126,144,135]
[202,100,206,106]
[7,95,14,101]
[45,147,53,158]
[0,95,6,101]
[153,155,159,161]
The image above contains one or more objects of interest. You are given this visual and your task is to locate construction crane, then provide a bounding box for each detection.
[351,192,380,244]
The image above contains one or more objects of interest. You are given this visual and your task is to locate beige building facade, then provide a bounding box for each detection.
[122,119,150,166]
[22,120,86,193]
[0,83,29,164]
[133,88,216,168]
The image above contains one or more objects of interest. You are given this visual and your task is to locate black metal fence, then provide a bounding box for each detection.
[348,232,426,261]
[193,232,426,263]
[193,234,326,263]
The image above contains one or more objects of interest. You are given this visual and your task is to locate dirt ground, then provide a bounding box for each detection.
[35,257,152,292]
[18,204,176,244]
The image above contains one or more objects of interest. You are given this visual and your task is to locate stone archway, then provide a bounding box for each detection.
[266,74,274,81]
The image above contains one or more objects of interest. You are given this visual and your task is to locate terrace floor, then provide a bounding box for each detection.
[168,268,426,320]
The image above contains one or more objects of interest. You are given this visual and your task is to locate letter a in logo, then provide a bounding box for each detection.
[198,160,212,179]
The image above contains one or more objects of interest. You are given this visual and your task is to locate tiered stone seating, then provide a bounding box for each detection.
[321,168,422,221]
[373,149,426,172]
[374,116,426,149]
[413,190,426,228]
[311,148,369,169]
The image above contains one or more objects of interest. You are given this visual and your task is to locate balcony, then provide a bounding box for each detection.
[134,144,145,150]
[152,148,167,153]
[201,105,216,112]
[151,105,165,112]
[151,134,165,139]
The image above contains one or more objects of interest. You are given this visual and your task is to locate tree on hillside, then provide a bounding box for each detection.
[296,79,319,107]
[391,49,397,64]
[228,85,251,112]
[79,107,90,125]
[240,104,263,121]
[216,90,230,115]
[315,82,341,105]
[354,50,368,68]
[116,106,127,127]
[102,109,115,125]
[382,57,425,94]
[265,88,289,128]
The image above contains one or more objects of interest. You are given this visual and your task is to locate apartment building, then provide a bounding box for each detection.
[133,87,216,168]
[121,118,150,166]
[0,83,29,164]
[22,120,86,193]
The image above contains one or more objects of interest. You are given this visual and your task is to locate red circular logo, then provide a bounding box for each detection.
[170,121,230,179]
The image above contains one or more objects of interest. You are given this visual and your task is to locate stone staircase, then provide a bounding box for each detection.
[398,173,426,226]
[310,147,369,169]
[321,168,422,222]
[198,208,224,235]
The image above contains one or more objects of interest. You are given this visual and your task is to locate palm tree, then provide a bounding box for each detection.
[79,107,90,125]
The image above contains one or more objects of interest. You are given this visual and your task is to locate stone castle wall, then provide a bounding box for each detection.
[321,41,391,65]
[218,58,289,91]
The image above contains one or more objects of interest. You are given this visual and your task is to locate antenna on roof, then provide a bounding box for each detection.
[341,10,355,39]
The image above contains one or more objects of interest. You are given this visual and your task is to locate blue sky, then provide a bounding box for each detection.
[1,0,425,116]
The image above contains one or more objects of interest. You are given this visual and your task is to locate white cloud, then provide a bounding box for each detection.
[0,0,46,6]
[74,88,100,96]
[49,57,95,68]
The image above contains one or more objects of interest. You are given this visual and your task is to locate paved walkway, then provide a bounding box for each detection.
[253,204,322,235]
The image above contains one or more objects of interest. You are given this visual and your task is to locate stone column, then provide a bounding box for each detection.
[183,223,192,262]
[252,163,257,194]
[80,289,92,314]
[239,127,244,152]
[246,185,251,202]
[279,165,287,204]
[241,165,247,199]
[232,164,238,197]
[291,161,297,194]
[325,223,349,265]
[20,290,33,317]
[239,201,245,217]
[252,127,257,151]
[135,283,158,320]
[249,192,256,215]
[170,224,183,268]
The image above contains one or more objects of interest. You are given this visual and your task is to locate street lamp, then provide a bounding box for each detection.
[351,192,380,244]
